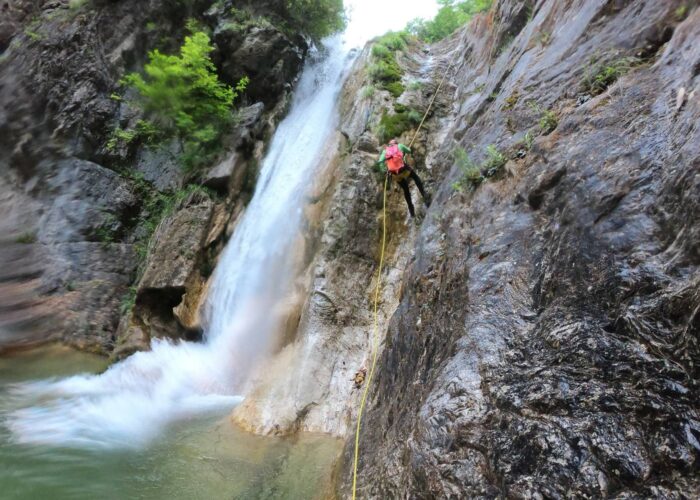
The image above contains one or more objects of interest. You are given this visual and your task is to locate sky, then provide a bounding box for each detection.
[343,0,441,47]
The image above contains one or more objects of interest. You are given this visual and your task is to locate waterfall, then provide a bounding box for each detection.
[4,0,439,450]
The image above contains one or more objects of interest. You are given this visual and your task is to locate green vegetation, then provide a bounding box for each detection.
[675,4,688,20]
[95,213,119,244]
[581,56,639,96]
[68,0,89,10]
[15,232,37,244]
[375,104,422,144]
[360,85,376,99]
[121,30,248,170]
[538,109,558,134]
[284,0,346,40]
[134,181,214,261]
[528,101,558,135]
[106,120,161,153]
[408,80,424,91]
[452,148,482,191]
[452,144,507,191]
[368,31,410,98]
[482,144,506,175]
[503,90,520,110]
[535,30,551,46]
[407,0,492,43]
[120,286,138,315]
[496,34,514,56]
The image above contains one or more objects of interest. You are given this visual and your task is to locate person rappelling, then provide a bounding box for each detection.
[377,138,431,218]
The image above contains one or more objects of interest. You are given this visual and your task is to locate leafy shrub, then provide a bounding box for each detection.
[368,59,402,83]
[581,56,639,96]
[452,144,507,191]
[284,0,346,40]
[452,147,482,191]
[371,43,390,59]
[528,101,558,135]
[408,0,492,43]
[122,31,248,170]
[379,31,410,51]
[106,120,162,153]
[483,144,506,176]
[539,109,558,134]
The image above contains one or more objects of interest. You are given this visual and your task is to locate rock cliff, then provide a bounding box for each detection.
[1,0,698,496]
[332,0,699,497]
[0,0,307,353]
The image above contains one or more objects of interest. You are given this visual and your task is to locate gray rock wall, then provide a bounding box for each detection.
[0,0,308,353]
[341,0,700,497]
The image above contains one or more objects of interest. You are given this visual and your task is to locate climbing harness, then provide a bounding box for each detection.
[351,56,456,499]
[392,166,412,181]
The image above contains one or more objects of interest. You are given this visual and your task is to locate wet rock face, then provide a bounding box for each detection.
[343,0,700,497]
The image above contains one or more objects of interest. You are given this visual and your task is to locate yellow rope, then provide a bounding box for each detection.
[351,173,388,499]
[351,55,456,500]
[408,58,456,149]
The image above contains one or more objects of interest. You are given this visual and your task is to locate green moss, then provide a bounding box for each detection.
[408,79,424,91]
[68,0,89,10]
[675,4,688,20]
[367,31,411,99]
[15,232,37,244]
[504,90,520,110]
[376,108,421,144]
[384,81,405,98]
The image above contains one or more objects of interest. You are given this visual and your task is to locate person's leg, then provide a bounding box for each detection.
[408,168,431,206]
[398,178,416,217]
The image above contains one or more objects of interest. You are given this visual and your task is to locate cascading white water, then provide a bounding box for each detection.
[5,0,439,450]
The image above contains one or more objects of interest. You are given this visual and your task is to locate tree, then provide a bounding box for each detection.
[407,0,492,43]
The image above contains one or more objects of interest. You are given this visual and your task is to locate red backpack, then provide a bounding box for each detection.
[385,144,404,174]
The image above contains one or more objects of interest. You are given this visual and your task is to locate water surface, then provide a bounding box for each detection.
[0,346,341,499]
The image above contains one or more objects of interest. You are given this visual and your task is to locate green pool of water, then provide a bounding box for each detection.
[0,345,341,499]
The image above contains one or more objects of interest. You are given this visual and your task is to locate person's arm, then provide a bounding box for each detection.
[398,144,411,156]
[377,150,387,173]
